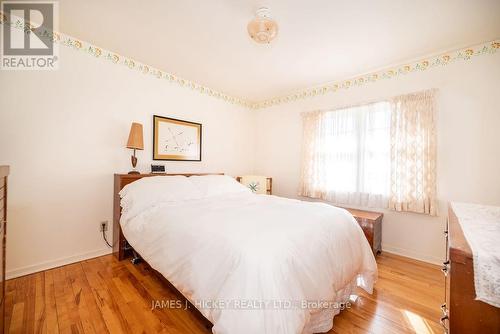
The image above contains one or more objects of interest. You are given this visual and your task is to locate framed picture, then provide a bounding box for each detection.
[153,115,202,161]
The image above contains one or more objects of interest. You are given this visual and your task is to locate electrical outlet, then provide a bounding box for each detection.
[100,221,108,232]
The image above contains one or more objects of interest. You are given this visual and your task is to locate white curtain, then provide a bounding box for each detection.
[300,90,437,215]
[389,90,437,215]
[299,102,391,208]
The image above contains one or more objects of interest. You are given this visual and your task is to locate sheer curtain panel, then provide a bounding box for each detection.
[299,102,391,208]
[389,90,437,215]
[300,89,437,215]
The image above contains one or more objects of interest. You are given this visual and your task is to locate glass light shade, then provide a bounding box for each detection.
[247,8,278,44]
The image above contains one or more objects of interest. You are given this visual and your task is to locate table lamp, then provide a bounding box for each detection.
[126,122,144,174]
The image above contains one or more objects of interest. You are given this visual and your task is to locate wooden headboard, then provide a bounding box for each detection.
[112,173,223,260]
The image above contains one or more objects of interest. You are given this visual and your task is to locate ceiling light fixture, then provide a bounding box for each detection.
[247,7,278,44]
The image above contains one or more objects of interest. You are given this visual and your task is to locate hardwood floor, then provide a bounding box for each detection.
[5,252,444,333]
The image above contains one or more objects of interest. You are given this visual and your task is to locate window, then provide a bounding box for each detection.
[300,90,437,215]
[300,102,391,208]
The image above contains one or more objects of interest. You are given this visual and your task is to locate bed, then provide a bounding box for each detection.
[113,173,377,334]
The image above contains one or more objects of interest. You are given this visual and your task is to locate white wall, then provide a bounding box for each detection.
[0,45,255,278]
[1,38,499,278]
[254,54,500,264]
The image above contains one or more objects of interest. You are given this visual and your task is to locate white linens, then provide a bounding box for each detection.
[119,176,204,220]
[189,175,251,197]
[450,202,500,308]
[120,192,377,334]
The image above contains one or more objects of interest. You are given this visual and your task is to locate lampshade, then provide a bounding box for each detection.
[126,122,144,150]
[248,7,278,44]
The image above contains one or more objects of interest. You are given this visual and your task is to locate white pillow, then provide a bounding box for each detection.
[119,176,203,220]
[188,175,251,197]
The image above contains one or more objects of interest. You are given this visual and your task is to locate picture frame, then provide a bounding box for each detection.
[153,115,202,161]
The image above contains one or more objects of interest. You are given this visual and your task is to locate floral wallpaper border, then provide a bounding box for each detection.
[0,14,254,108]
[253,39,500,109]
[1,13,498,110]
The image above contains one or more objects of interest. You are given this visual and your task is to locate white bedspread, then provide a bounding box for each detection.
[450,202,500,308]
[120,193,377,334]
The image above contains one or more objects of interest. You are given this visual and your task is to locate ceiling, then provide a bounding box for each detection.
[59,0,500,102]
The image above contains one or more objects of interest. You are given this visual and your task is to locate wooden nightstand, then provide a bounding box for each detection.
[343,208,383,255]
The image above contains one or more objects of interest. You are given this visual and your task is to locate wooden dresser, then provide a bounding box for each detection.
[344,207,383,255]
[0,166,8,334]
[443,204,500,333]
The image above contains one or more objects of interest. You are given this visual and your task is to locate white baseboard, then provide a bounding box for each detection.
[6,248,112,280]
[382,244,443,265]
[6,245,441,280]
